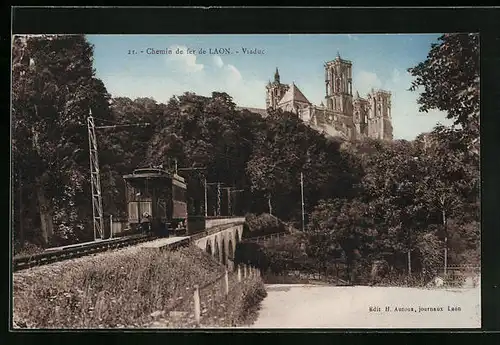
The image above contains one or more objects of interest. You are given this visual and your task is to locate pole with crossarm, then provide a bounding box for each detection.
[87,111,150,241]
[87,111,104,240]
[206,182,224,216]
[221,187,244,216]
[301,172,305,232]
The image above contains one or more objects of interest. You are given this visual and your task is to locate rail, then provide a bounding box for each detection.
[13,234,154,272]
[13,218,246,272]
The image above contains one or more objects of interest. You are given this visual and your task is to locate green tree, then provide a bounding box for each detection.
[408,33,480,149]
[246,109,358,222]
[12,34,112,246]
[413,127,479,268]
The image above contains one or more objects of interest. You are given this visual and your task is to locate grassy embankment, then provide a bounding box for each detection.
[13,245,267,328]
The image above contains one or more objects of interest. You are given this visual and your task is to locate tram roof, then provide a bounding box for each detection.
[123,168,186,183]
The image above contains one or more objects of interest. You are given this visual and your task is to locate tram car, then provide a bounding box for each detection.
[123,168,188,236]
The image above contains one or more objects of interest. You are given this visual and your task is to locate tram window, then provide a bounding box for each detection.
[173,185,186,202]
[128,185,139,201]
[128,202,139,221]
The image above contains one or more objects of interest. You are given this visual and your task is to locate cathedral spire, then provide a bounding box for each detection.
[337,51,341,59]
[274,67,280,83]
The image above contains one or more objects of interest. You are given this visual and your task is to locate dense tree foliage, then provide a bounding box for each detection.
[12,35,112,247]
[12,36,357,250]
[246,110,361,220]
[307,132,479,281]
[408,33,479,151]
[243,213,287,238]
[304,33,480,283]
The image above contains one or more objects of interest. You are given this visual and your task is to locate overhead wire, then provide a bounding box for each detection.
[92,116,149,128]
[92,116,122,126]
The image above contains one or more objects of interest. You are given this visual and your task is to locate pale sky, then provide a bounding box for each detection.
[87,34,454,140]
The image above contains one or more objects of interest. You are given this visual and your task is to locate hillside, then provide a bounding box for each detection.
[13,245,266,328]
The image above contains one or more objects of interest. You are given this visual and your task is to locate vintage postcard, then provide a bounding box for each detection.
[11,31,480,330]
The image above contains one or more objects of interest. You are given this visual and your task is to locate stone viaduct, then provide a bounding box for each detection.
[192,217,245,270]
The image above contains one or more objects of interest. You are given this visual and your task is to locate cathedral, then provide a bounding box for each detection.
[263,53,393,141]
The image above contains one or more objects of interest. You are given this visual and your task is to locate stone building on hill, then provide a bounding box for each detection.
[244,53,394,142]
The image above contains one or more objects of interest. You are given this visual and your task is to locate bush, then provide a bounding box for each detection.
[237,279,267,324]
[13,242,45,258]
[218,277,267,327]
[443,273,466,288]
[234,232,309,275]
[414,232,443,281]
[377,272,428,288]
[244,213,286,238]
[168,270,268,328]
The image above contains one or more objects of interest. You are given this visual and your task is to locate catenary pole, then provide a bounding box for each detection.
[301,172,305,232]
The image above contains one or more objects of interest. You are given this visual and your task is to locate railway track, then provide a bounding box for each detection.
[13,220,246,272]
[12,234,156,272]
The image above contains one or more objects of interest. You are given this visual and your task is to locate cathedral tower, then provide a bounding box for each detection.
[324,53,353,116]
[367,89,393,140]
[266,67,290,110]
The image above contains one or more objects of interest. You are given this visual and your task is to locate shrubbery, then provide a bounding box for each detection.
[244,213,286,238]
[235,278,267,325]
[207,277,267,327]
[13,242,45,258]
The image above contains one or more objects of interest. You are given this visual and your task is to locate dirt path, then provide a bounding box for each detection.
[250,284,481,329]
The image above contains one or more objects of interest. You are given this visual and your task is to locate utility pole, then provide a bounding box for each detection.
[206,182,225,217]
[87,113,104,241]
[217,182,221,216]
[444,237,448,277]
[204,178,208,217]
[301,172,305,232]
[440,189,449,278]
[408,249,411,277]
[408,222,412,277]
[87,111,149,241]
[220,187,232,216]
[221,187,243,216]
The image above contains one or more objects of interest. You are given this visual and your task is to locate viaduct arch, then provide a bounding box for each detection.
[194,221,244,270]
